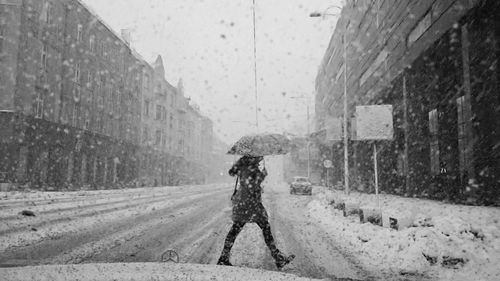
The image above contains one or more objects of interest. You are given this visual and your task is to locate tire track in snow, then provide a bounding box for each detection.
[0,186,229,237]
[79,189,229,264]
[0,187,228,266]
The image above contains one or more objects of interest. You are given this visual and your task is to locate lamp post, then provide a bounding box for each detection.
[310,5,350,194]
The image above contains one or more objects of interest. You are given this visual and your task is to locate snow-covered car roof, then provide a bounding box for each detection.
[0,262,323,281]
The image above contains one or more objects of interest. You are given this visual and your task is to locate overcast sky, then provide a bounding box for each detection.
[82,0,341,144]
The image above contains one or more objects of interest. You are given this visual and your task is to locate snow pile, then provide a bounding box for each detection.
[0,262,323,281]
[309,187,500,281]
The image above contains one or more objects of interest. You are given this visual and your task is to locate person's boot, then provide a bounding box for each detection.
[274,252,295,270]
[217,254,232,266]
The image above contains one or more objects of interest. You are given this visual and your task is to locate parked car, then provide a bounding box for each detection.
[289,176,312,195]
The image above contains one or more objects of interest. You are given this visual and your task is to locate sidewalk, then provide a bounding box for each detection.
[308,186,500,281]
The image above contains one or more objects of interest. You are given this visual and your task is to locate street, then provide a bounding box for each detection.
[0,184,368,280]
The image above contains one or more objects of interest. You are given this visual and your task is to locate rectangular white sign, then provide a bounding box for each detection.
[355,105,394,140]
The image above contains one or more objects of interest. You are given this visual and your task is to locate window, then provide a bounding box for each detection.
[46,2,53,24]
[111,91,116,113]
[74,86,81,102]
[89,35,95,53]
[41,1,53,24]
[41,44,48,70]
[72,103,80,127]
[104,41,109,56]
[457,96,472,177]
[156,105,161,120]
[143,127,149,142]
[74,63,80,83]
[77,24,83,42]
[144,74,150,90]
[162,130,166,147]
[87,71,92,87]
[0,26,4,54]
[98,41,104,56]
[169,114,173,129]
[429,109,439,175]
[84,110,90,130]
[155,130,161,145]
[100,73,106,85]
[35,91,44,119]
[97,113,103,132]
[107,118,113,136]
[144,100,150,117]
[96,83,102,107]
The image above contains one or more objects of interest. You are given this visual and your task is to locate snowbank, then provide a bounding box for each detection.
[0,262,323,281]
[309,187,500,281]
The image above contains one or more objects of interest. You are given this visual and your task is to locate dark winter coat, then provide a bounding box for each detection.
[230,157,268,224]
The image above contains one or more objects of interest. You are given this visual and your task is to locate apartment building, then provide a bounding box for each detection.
[0,0,215,189]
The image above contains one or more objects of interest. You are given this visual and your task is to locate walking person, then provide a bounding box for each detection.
[217,155,294,269]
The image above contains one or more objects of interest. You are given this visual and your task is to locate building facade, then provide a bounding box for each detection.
[0,0,215,190]
[314,0,500,205]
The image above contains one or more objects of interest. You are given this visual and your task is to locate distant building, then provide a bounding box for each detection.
[314,0,500,204]
[210,137,234,183]
[0,0,215,189]
[283,137,322,185]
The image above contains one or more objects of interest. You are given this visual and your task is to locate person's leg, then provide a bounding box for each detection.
[255,218,279,258]
[256,218,295,269]
[217,221,245,265]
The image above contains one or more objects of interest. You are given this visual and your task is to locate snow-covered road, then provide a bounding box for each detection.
[0,184,371,280]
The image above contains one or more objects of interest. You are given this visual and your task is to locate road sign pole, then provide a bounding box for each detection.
[323,159,333,188]
[373,142,380,210]
[326,168,329,188]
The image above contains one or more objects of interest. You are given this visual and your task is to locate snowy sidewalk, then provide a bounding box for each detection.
[308,186,500,281]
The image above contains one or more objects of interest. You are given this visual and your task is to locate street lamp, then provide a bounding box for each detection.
[309,5,343,18]
[310,5,350,194]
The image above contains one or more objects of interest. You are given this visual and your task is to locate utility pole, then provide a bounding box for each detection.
[252,0,259,130]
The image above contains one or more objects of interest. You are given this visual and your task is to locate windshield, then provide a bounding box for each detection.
[294,177,308,182]
[1,1,499,280]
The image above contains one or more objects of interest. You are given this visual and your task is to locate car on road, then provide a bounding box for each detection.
[289,176,312,195]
